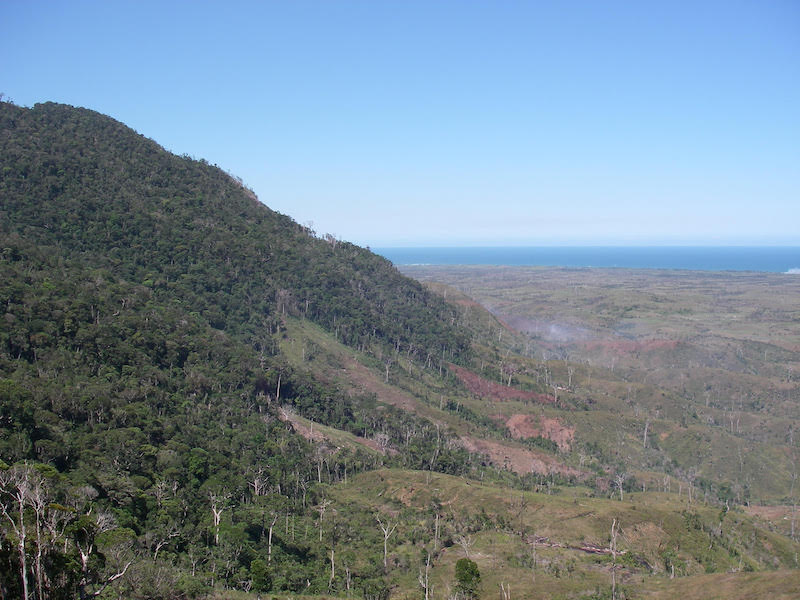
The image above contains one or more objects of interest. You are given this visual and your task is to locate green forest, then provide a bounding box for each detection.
[0,101,480,599]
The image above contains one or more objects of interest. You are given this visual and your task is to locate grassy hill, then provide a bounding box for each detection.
[400,265,800,506]
[332,469,800,599]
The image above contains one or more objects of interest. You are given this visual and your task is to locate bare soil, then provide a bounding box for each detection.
[448,363,555,403]
[503,414,575,451]
[459,434,584,478]
[279,407,384,453]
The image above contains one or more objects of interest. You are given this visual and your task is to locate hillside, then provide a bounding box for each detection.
[1,101,798,600]
[402,264,800,503]
[0,101,475,599]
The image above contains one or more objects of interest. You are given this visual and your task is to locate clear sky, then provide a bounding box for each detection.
[2,1,799,247]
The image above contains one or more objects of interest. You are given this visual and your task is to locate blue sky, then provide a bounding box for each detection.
[2,1,798,246]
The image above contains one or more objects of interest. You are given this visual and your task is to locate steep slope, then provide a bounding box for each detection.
[0,101,472,599]
[0,101,469,362]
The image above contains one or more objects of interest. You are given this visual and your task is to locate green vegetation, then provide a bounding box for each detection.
[454,558,481,598]
[1,101,798,599]
[0,101,473,598]
[404,264,800,505]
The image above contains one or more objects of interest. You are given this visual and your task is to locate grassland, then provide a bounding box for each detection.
[212,468,800,599]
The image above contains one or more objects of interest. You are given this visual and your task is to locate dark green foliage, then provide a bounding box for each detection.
[454,557,481,598]
[361,578,391,600]
[0,101,470,364]
[249,558,272,592]
[0,101,477,598]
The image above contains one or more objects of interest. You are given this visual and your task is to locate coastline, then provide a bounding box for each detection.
[375,246,800,273]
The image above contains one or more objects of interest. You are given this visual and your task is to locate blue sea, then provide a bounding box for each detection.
[374,247,800,274]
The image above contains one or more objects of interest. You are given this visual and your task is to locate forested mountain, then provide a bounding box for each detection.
[2,101,798,600]
[0,101,476,598]
[0,101,469,359]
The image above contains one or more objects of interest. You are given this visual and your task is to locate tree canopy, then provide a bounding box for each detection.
[0,101,476,598]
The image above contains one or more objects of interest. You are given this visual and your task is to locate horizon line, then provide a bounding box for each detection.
[370,243,800,249]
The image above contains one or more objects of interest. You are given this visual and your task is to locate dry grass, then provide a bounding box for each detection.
[332,469,800,599]
[639,570,800,600]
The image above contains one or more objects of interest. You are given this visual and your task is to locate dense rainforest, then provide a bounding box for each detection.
[0,101,477,598]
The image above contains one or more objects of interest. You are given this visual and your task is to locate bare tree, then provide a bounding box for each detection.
[316,499,332,542]
[373,432,391,454]
[610,518,619,600]
[376,516,398,571]
[500,581,512,600]
[249,466,270,497]
[344,563,353,595]
[384,357,393,383]
[501,360,519,387]
[276,288,293,316]
[263,512,278,564]
[454,533,475,558]
[74,510,132,600]
[434,511,441,551]
[209,493,228,546]
[149,526,179,560]
[614,473,627,501]
[418,551,432,600]
[329,546,336,588]
[684,468,697,503]
[28,480,49,600]
[2,466,128,600]
[0,465,36,600]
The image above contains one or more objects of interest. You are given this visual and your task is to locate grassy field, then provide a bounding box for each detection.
[210,468,800,599]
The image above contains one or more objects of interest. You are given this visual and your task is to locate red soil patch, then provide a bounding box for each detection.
[279,407,384,454]
[579,339,679,355]
[459,435,585,479]
[503,414,575,451]
[452,298,485,308]
[448,363,555,403]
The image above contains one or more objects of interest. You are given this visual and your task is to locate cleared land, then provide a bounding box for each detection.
[267,266,800,599]
[401,265,800,503]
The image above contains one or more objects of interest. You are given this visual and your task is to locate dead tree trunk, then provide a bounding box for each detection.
[610,518,619,600]
[377,517,397,572]
[268,514,278,563]
[418,551,431,600]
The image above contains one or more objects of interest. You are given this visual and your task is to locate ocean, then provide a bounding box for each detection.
[374,246,800,274]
